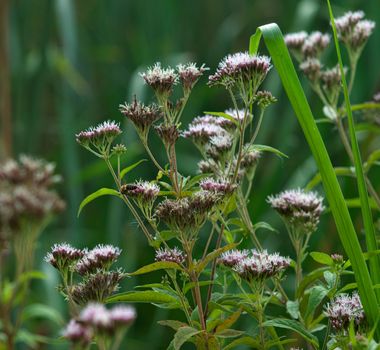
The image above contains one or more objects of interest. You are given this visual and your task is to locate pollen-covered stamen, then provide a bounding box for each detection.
[155,247,186,264]
[325,293,365,331]
[140,62,178,96]
[177,63,208,90]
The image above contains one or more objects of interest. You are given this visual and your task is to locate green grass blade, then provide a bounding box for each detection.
[326,0,380,298]
[249,23,379,327]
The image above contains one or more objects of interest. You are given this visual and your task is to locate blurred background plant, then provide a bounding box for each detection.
[0,0,380,349]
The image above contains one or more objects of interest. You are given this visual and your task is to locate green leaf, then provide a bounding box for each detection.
[184,280,218,295]
[215,329,244,338]
[120,159,147,179]
[306,167,354,190]
[77,188,121,216]
[364,149,380,173]
[215,308,242,333]
[252,221,278,234]
[263,319,319,347]
[286,300,300,319]
[249,22,379,326]
[203,111,239,126]
[106,291,180,307]
[344,198,380,211]
[158,320,188,331]
[195,242,238,274]
[21,304,64,326]
[327,0,380,306]
[323,271,336,289]
[310,252,334,266]
[127,261,183,276]
[305,286,328,320]
[224,336,261,350]
[173,326,202,350]
[249,144,288,158]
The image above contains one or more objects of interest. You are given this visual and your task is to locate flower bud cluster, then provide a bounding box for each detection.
[325,293,365,332]
[63,303,136,347]
[267,188,324,236]
[155,190,221,233]
[119,97,161,139]
[334,11,375,52]
[0,155,65,242]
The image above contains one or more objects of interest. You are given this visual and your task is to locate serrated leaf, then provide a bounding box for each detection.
[77,188,121,216]
[106,291,180,306]
[128,261,183,276]
[120,159,147,179]
[263,319,319,347]
[173,326,202,350]
[310,252,334,266]
[195,242,238,274]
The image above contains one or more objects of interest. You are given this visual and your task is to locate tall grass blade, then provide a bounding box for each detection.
[326,0,380,299]
[249,23,379,327]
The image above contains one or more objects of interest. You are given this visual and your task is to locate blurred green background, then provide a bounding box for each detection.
[1,0,380,348]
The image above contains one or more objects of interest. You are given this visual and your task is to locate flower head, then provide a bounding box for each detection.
[155,247,186,264]
[75,244,121,275]
[234,250,290,282]
[255,91,277,109]
[76,120,122,153]
[110,305,136,327]
[45,243,85,271]
[177,63,208,91]
[267,188,324,234]
[284,31,308,53]
[155,124,180,146]
[79,303,112,330]
[325,293,365,331]
[121,181,159,204]
[119,98,161,138]
[140,63,178,97]
[334,11,375,52]
[209,52,271,91]
[200,178,236,195]
[183,122,226,148]
[300,58,322,82]
[62,320,93,345]
[302,32,330,58]
[219,249,249,268]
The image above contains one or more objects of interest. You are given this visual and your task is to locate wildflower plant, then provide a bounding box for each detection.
[41,4,380,350]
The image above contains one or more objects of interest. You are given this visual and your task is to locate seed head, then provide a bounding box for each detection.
[155,247,185,264]
[267,188,324,234]
[119,98,161,137]
[155,124,179,146]
[325,293,365,331]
